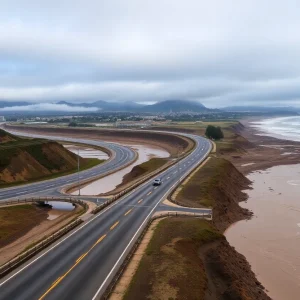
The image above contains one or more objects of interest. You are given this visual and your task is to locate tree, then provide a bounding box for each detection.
[205,125,224,140]
[68,121,78,127]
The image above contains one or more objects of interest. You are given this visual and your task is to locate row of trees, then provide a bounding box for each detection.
[205,125,224,140]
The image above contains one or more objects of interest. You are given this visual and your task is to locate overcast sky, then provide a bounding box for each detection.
[1,0,300,108]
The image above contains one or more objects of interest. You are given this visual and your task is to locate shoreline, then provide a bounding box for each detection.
[224,118,300,175]
[224,117,300,300]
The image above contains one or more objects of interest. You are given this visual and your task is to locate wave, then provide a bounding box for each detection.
[250,116,300,142]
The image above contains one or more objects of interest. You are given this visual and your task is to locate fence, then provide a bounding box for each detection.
[102,211,212,299]
[0,219,83,278]
[0,196,88,210]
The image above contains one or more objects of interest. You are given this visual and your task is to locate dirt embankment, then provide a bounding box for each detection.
[0,140,86,184]
[174,156,252,232]
[124,218,270,300]
[221,121,300,174]
[0,204,48,249]
[122,123,271,300]
[4,124,194,157]
[0,128,99,185]
[105,157,169,195]
[0,203,84,265]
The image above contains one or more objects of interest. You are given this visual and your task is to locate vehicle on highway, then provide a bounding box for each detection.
[153,178,162,186]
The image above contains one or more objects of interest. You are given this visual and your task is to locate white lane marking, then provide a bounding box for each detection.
[91,170,185,300]
[91,142,212,299]
[0,135,211,293]
[0,183,142,287]
[0,142,204,286]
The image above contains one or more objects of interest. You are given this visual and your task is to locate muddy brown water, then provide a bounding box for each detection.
[225,164,300,300]
[63,144,109,160]
[70,144,169,196]
[46,201,74,220]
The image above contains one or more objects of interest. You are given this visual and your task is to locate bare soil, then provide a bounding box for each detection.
[120,121,283,300]
[102,158,170,195]
[0,204,48,248]
[222,121,300,175]
[124,218,270,300]
[4,124,195,157]
[174,156,252,232]
[0,204,83,265]
[0,129,96,185]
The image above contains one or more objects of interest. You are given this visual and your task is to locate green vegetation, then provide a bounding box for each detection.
[175,156,250,231]
[0,129,105,187]
[0,158,103,189]
[124,218,223,300]
[176,157,225,208]
[205,125,224,140]
[153,121,246,154]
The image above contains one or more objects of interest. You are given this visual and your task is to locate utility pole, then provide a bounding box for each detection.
[78,147,81,196]
[177,145,181,184]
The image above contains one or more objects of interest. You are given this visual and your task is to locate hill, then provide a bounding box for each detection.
[57,99,210,113]
[0,129,98,185]
[139,100,210,113]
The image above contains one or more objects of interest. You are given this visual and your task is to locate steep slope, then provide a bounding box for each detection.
[0,130,88,185]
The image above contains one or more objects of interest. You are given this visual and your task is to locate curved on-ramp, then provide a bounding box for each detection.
[0,129,137,201]
[0,127,212,300]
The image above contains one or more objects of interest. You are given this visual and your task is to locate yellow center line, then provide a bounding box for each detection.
[76,252,88,263]
[39,233,107,300]
[147,191,152,196]
[39,260,80,299]
[138,199,143,203]
[124,209,132,216]
[110,221,119,230]
[51,277,62,287]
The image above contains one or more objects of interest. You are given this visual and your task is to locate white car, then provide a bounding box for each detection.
[153,178,162,186]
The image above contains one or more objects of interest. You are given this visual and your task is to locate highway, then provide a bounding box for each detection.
[0,130,136,201]
[0,129,211,300]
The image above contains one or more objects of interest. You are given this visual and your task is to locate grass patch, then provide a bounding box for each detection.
[153,121,244,154]
[176,157,229,208]
[124,218,223,300]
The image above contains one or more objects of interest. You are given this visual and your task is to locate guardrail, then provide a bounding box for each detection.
[0,196,88,210]
[0,196,89,278]
[102,211,212,299]
[0,218,83,278]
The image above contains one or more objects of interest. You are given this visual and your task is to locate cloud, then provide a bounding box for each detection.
[1,0,300,107]
[0,103,99,112]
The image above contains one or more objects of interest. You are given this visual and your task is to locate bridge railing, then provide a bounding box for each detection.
[0,196,88,210]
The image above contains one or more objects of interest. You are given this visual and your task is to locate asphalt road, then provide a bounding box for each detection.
[0,130,136,201]
[0,131,211,300]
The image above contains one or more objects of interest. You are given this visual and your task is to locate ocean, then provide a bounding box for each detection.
[251,116,300,142]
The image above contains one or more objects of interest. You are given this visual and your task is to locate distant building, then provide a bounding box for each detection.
[115,120,152,128]
[0,116,6,122]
